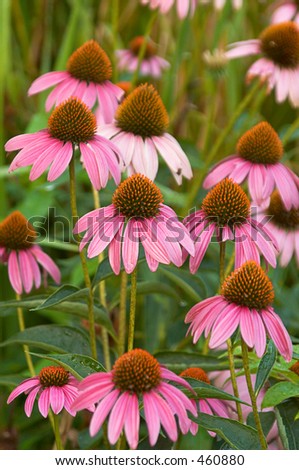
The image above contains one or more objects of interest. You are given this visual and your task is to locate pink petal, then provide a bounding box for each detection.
[251,309,266,357]
[239,307,255,348]
[149,391,177,442]
[50,386,65,415]
[261,308,293,362]
[47,142,73,181]
[18,250,34,294]
[108,392,131,445]
[30,246,61,284]
[124,393,140,449]
[89,389,120,437]
[122,220,139,274]
[24,386,40,417]
[8,251,22,294]
[38,388,51,418]
[7,379,40,403]
[143,392,161,446]
[28,71,68,95]
[209,304,241,349]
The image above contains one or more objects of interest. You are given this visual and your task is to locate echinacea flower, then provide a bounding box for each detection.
[203,121,299,210]
[71,349,197,449]
[7,366,84,417]
[99,83,193,183]
[184,178,278,273]
[141,0,199,18]
[5,97,123,190]
[225,21,299,107]
[255,190,299,266]
[185,260,293,361]
[271,1,299,25]
[28,40,124,123]
[180,367,230,436]
[0,211,60,294]
[116,36,170,78]
[74,173,195,274]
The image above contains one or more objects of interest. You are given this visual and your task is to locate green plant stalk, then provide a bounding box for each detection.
[111,0,119,82]
[16,293,35,377]
[127,268,137,351]
[118,271,128,356]
[130,11,158,90]
[53,413,64,450]
[92,186,111,371]
[241,339,268,450]
[220,242,243,423]
[69,156,97,359]
[186,79,262,208]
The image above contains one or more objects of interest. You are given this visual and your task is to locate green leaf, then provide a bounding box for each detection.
[276,399,299,449]
[31,285,87,311]
[247,411,276,437]
[30,352,105,380]
[159,266,206,302]
[262,382,299,408]
[154,351,243,373]
[183,378,249,405]
[255,340,276,396]
[190,412,261,450]
[92,255,145,287]
[0,325,91,355]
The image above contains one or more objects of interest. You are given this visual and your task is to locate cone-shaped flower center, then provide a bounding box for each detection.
[290,361,299,376]
[66,40,112,83]
[129,36,157,59]
[115,83,169,138]
[112,173,163,219]
[237,122,283,164]
[202,178,250,227]
[112,349,161,394]
[39,366,69,387]
[221,261,274,310]
[268,190,299,230]
[260,22,299,69]
[180,367,210,384]
[0,211,36,250]
[48,97,97,144]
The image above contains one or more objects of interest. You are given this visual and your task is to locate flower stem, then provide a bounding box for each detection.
[186,79,262,208]
[16,293,35,376]
[69,156,97,360]
[53,413,64,450]
[127,268,137,351]
[241,339,268,450]
[111,0,119,83]
[92,186,111,371]
[118,270,128,356]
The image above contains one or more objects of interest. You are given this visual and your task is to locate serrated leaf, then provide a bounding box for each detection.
[154,350,243,372]
[30,352,105,379]
[0,325,91,355]
[262,382,299,408]
[255,340,276,396]
[159,266,206,302]
[190,412,261,450]
[31,285,87,311]
[247,411,276,437]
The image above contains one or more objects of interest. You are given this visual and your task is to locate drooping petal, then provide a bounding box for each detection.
[89,389,120,437]
[124,393,140,450]
[50,386,65,415]
[108,392,131,445]
[7,251,22,294]
[38,388,51,418]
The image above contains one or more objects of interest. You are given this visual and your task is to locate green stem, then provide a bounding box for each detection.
[219,241,226,285]
[281,115,299,146]
[186,79,262,208]
[118,271,128,356]
[69,156,97,360]
[111,0,119,83]
[92,186,111,371]
[241,339,268,450]
[16,293,35,377]
[127,268,137,351]
[53,413,64,450]
[130,11,158,90]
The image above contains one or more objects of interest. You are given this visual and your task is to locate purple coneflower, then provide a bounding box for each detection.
[184,178,278,273]
[185,260,293,361]
[141,0,199,18]
[28,40,124,123]
[225,22,299,107]
[71,349,197,449]
[271,1,299,25]
[116,36,170,78]
[74,174,195,274]
[7,366,83,417]
[0,211,60,294]
[99,83,192,183]
[203,122,299,210]
[5,97,123,190]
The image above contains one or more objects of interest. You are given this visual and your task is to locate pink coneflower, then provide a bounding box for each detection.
[71,349,197,449]
[203,122,299,210]
[271,2,299,25]
[225,22,299,107]
[5,97,123,190]
[180,367,230,436]
[28,40,124,123]
[141,0,199,18]
[185,261,293,361]
[0,211,60,295]
[7,366,83,417]
[99,83,193,183]
[74,173,195,274]
[184,178,278,273]
[255,190,299,266]
[116,36,170,79]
